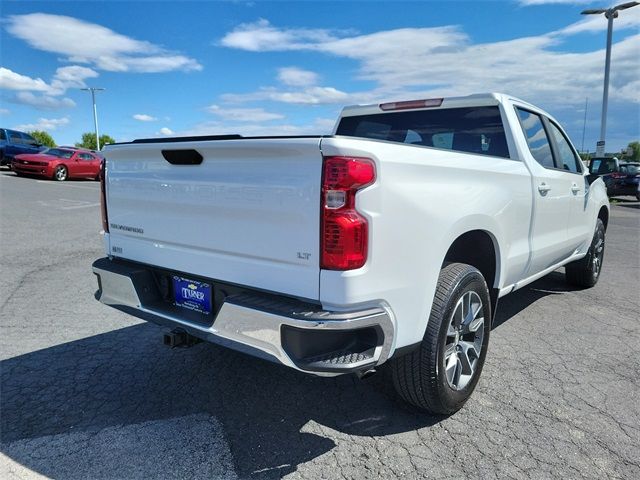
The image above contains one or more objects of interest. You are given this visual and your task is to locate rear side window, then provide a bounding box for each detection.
[21,133,37,145]
[8,131,22,144]
[336,106,510,158]
[516,109,554,169]
[547,122,582,173]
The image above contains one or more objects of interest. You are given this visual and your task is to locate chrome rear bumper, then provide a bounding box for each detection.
[92,258,394,376]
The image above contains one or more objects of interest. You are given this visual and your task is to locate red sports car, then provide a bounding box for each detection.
[12,147,102,181]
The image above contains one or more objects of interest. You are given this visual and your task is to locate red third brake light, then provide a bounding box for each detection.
[379,98,443,111]
[321,156,375,270]
[100,159,109,233]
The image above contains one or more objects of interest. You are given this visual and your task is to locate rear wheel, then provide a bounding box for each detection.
[391,263,491,414]
[53,165,68,181]
[565,218,605,288]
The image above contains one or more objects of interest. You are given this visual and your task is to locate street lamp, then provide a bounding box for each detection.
[80,87,105,150]
[581,1,639,156]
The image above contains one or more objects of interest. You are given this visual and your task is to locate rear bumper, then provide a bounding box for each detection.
[92,257,394,376]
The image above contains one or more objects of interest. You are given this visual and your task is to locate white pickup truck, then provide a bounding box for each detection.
[93,93,609,414]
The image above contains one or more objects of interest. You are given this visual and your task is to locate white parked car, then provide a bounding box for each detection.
[93,93,609,414]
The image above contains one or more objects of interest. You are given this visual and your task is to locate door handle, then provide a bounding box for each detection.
[538,183,551,194]
[571,183,580,194]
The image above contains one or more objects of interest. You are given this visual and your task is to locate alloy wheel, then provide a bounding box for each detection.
[55,166,67,181]
[444,290,485,390]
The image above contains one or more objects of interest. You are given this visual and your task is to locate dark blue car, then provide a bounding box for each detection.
[589,157,640,200]
[0,128,46,167]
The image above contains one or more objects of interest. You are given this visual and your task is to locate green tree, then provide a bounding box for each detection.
[75,132,115,151]
[29,130,56,148]
[626,141,640,161]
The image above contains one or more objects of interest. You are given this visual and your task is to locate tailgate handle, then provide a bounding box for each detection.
[161,149,203,165]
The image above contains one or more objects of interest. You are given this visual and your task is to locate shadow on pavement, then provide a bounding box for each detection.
[492,270,580,330]
[1,271,577,478]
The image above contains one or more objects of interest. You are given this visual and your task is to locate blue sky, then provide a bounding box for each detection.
[1,0,638,152]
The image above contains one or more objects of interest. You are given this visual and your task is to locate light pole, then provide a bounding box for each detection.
[581,1,639,157]
[581,97,588,154]
[80,87,105,150]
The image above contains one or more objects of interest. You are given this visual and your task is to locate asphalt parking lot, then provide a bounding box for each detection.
[1,170,639,480]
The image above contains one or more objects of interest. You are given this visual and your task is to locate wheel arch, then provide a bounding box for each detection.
[442,229,501,322]
[598,205,609,231]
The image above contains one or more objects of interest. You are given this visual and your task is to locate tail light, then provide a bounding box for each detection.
[100,159,109,233]
[321,156,375,270]
[611,172,625,179]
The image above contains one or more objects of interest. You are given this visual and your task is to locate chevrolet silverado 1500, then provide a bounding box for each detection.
[92,93,609,414]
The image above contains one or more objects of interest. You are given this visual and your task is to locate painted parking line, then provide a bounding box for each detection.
[37,199,100,210]
[35,180,99,190]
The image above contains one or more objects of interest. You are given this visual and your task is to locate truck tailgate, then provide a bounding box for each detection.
[103,138,323,300]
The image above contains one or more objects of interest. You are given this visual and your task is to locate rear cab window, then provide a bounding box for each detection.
[336,106,511,159]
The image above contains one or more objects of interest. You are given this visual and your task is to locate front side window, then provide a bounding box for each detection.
[336,106,510,158]
[0,129,6,141]
[547,122,581,173]
[516,108,554,169]
[44,148,74,159]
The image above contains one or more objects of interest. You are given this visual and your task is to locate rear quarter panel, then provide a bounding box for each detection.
[319,137,533,351]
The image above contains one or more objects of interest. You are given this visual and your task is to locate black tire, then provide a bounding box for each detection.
[636,193,640,202]
[565,218,605,288]
[391,263,492,415]
[53,165,68,181]
[14,171,23,177]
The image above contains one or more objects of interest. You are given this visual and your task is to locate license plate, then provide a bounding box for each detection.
[172,276,212,315]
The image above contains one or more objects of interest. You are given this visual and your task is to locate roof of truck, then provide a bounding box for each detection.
[339,92,539,117]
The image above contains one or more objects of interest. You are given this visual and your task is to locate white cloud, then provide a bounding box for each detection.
[179,117,336,137]
[206,104,284,121]
[12,92,76,110]
[13,117,70,131]
[220,18,336,51]
[1,65,98,111]
[49,66,99,95]
[277,67,319,87]
[555,7,640,36]
[158,127,174,135]
[0,68,50,92]
[219,18,640,108]
[222,86,350,105]
[6,13,202,73]
[133,114,158,122]
[0,108,10,115]
[0,66,98,96]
